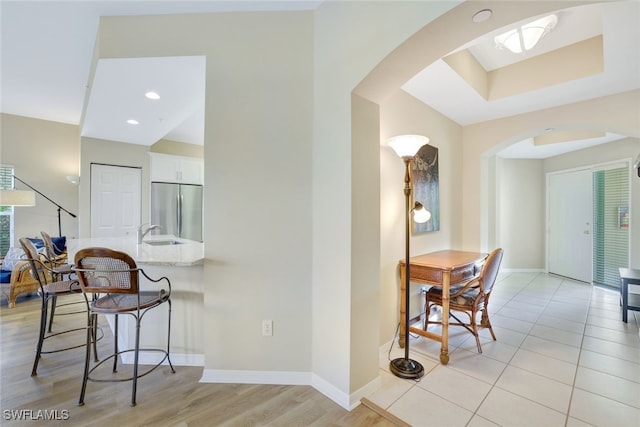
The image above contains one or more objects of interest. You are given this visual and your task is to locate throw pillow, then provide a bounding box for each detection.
[28,236,66,255]
[27,238,45,249]
[0,270,11,283]
[1,247,26,272]
[51,236,67,255]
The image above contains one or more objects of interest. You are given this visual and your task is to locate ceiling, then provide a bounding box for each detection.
[1,1,638,157]
[83,55,207,146]
[402,1,640,158]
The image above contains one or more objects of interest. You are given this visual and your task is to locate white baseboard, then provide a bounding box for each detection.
[346,376,381,410]
[200,369,311,385]
[500,268,545,273]
[199,369,380,411]
[310,373,351,409]
[102,315,383,411]
[119,351,204,366]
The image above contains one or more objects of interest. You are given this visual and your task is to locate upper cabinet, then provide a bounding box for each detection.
[149,153,204,185]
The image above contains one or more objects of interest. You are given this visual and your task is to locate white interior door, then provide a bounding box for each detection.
[548,169,592,282]
[90,164,141,238]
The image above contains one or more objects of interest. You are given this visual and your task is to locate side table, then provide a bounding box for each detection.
[618,268,640,323]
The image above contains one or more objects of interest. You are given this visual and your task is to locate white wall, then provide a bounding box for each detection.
[312,0,461,404]
[95,10,316,381]
[0,113,80,242]
[350,93,382,396]
[496,158,545,270]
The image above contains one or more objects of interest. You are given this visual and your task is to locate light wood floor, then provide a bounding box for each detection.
[0,295,397,426]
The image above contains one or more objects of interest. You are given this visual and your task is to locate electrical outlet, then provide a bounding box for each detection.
[262,320,273,336]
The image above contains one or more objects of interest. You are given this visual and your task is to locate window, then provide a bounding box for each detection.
[0,165,15,257]
[592,166,630,288]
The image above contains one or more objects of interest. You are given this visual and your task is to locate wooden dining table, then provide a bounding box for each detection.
[398,250,487,364]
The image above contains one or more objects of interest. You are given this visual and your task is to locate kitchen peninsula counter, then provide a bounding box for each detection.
[66,235,204,266]
[66,234,205,366]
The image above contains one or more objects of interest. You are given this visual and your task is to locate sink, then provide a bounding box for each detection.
[143,240,184,246]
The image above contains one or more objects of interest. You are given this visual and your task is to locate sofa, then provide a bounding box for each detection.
[0,260,40,308]
[0,236,67,308]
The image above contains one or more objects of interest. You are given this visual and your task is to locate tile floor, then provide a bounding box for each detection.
[367,272,640,427]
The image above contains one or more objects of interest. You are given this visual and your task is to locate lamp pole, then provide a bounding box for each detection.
[12,175,76,237]
[389,157,425,379]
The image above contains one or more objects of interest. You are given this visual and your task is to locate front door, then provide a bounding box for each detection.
[90,164,141,238]
[548,169,592,283]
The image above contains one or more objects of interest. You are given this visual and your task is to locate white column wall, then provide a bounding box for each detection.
[312,1,460,405]
[95,11,315,376]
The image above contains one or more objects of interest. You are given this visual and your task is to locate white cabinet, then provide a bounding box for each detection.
[149,153,203,185]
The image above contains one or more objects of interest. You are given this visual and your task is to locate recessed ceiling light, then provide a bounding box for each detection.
[127,119,139,125]
[145,91,160,100]
[472,9,492,23]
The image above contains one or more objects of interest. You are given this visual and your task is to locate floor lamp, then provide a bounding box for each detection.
[387,134,431,380]
[12,175,76,237]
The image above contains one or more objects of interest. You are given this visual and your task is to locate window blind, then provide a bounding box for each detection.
[592,167,629,288]
[0,165,15,256]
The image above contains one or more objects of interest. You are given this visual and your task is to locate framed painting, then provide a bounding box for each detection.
[411,144,439,233]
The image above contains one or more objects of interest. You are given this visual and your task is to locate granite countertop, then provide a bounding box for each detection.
[66,234,204,266]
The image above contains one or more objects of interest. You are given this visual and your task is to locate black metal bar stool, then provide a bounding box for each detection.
[73,247,175,406]
[19,238,98,376]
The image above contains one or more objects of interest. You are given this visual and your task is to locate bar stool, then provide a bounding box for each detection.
[18,238,96,376]
[74,247,175,406]
[41,231,77,332]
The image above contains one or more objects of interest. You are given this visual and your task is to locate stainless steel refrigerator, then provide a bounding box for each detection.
[150,182,203,242]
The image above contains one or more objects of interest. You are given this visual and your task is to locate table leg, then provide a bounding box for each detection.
[621,278,628,323]
[440,271,450,364]
[399,265,406,348]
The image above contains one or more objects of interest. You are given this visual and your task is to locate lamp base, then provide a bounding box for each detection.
[389,357,425,379]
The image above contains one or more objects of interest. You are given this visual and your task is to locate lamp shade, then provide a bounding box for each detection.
[387,135,429,159]
[413,205,431,224]
[0,189,36,206]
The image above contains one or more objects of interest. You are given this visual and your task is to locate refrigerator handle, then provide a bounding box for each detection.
[178,193,184,237]
[176,194,181,237]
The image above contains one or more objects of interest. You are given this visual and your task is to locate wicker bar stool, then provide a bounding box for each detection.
[73,247,175,407]
[18,238,96,376]
[41,231,78,332]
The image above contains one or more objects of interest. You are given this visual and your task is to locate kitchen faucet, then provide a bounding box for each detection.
[137,223,161,243]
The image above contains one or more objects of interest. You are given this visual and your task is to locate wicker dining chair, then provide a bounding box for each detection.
[73,247,175,407]
[423,248,504,353]
[18,238,89,376]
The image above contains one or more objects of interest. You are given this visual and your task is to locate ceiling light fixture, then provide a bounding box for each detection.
[127,119,139,125]
[145,91,160,100]
[495,14,558,54]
